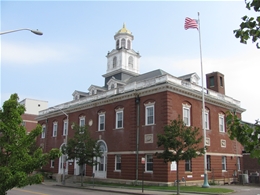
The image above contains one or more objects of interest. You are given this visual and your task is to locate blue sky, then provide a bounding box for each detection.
[1,0,259,123]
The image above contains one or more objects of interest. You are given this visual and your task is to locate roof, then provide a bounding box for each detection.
[116,23,132,35]
[126,69,168,83]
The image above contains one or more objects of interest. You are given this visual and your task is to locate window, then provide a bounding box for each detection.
[220,76,223,86]
[115,155,121,171]
[183,104,191,126]
[121,38,126,48]
[185,159,192,172]
[116,40,119,49]
[146,154,153,172]
[113,57,117,68]
[79,117,85,134]
[219,113,225,132]
[128,56,133,69]
[145,104,154,125]
[222,156,227,171]
[205,110,209,130]
[207,155,211,171]
[237,157,241,171]
[127,40,131,49]
[50,160,54,168]
[79,117,85,127]
[99,113,105,131]
[41,125,46,138]
[53,122,57,137]
[209,76,214,87]
[116,110,123,129]
[63,120,68,136]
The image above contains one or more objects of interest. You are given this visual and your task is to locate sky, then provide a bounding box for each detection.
[1,0,259,123]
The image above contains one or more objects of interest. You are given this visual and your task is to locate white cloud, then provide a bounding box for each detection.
[141,48,260,123]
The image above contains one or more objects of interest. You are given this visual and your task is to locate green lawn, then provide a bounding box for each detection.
[85,181,234,194]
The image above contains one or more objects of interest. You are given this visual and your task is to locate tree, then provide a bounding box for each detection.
[0,94,61,195]
[62,123,102,186]
[226,111,260,163]
[155,116,205,195]
[234,0,260,49]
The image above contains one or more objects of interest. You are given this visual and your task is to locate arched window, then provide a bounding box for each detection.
[116,40,119,49]
[121,39,126,48]
[128,56,133,69]
[127,40,131,49]
[113,57,117,68]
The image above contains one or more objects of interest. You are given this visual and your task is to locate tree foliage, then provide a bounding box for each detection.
[0,94,61,195]
[155,116,205,195]
[226,111,260,163]
[62,123,102,186]
[234,0,260,48]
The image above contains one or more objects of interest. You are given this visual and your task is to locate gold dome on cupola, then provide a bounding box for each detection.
[116,23,132,34]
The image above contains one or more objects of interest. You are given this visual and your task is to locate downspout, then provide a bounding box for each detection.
[135,94,140,183]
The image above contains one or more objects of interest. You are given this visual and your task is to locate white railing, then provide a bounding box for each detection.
[39,74,241,115]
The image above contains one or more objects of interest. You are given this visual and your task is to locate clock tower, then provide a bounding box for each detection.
[103,24,141,87]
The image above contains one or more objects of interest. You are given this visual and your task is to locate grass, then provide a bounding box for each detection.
[84,181,234,194]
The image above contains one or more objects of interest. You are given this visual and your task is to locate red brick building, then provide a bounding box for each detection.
[36,24,245,185]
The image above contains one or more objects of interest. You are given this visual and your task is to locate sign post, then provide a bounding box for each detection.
[141,157,145,193]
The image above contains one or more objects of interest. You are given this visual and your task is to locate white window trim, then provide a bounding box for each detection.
[222,156,227,171]
[205,110,209,130]
[115,109,124,129]
[50,160,54,168]
[79,116,85,127]
[41,125,46,138]
[53,122,57,137]
[63,120,68,136]
[145,154,153,172]
[115,155,121,171]
[219,113,225,133]
[182,103,191,126]
[98,112,105,131]
[145,102,155,125]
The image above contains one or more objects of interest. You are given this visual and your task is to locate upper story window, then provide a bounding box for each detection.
[127,40,131,49]
[121,38,126,48]
[79,116,85,127]
[182,103,191,126]
[98,112,105,131]
[209,76,214,87]
[145,154,153,172]
[53,122,58,137]
[219,113,225,133]
[128,56,133,69]
[185,159,192,172]
[116,40,119,49]
[41,125,46,138]
[204,109,209,130]
[145,102,155,125]
[113,57,117,68]
[63,120,68,136]
[115,108,124,129]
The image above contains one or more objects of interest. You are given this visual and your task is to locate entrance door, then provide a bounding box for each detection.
[58,144,68,175]
[93,141,107,178]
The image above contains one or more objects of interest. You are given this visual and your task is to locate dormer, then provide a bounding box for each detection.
[88,85,107,95]
[72,90,89,100]
[178,73,200,85]
[107,77,126,90]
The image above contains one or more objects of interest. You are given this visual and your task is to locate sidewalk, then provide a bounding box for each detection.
[42,180,216,195]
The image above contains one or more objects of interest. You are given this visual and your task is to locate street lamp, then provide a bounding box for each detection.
[51,107,69,185]
[0,28,43,35]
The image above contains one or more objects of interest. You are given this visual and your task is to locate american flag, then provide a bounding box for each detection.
[184,17,198,30]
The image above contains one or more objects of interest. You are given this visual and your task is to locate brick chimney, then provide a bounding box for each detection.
[206,72,225,95]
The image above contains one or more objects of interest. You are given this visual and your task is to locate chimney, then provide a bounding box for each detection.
[206,72,225,95]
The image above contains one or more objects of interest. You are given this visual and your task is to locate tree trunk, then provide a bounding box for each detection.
[80,164,83,187]
[176,161,180,195]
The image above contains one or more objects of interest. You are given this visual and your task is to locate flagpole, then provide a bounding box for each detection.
[198,12,210,188]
